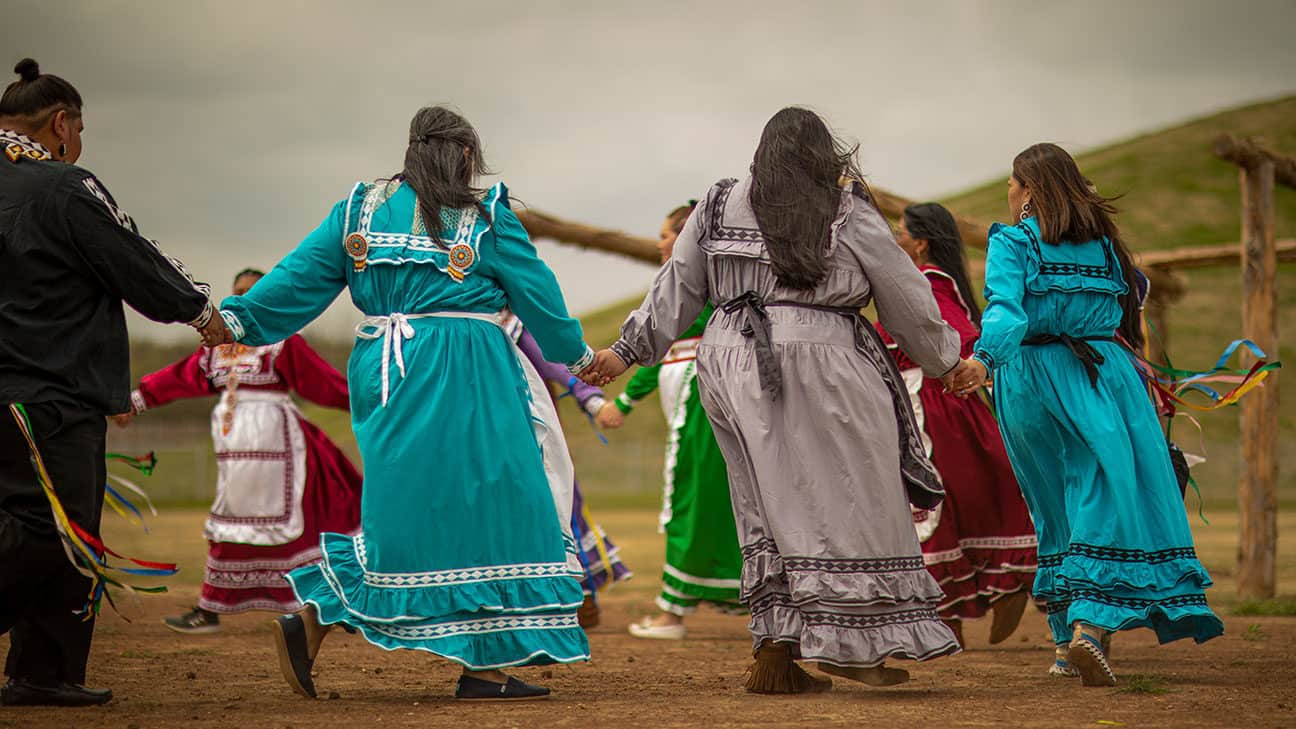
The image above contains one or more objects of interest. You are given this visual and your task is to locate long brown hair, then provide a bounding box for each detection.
[402,106,492,241]
[1011,143,1143,349]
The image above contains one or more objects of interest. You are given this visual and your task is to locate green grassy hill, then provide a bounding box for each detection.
[119,96,1296,512]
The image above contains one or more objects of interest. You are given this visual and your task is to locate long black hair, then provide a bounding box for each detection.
[402,106,493,242]
[903,203,981,325]
[749,107,864,290]
[0,58,82,127]
[1012,143,1142,349]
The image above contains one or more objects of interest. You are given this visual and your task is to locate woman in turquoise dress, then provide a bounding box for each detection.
[952,143,1223,686]
[217,106,595,701]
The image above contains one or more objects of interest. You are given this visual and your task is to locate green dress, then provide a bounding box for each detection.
[617,304,744,614]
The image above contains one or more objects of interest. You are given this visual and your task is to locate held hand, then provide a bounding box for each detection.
[198,315,234,347]
[595,402,625,430]
[944,358,989,398]
[108,412,134,428]
[578,349,629,387]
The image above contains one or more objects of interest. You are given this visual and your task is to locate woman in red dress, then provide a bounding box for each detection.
[876,203,1037,646]
[114,269,362,633]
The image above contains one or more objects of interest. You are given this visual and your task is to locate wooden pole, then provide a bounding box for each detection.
[1236,160,1279,599]
[514,209,660,264]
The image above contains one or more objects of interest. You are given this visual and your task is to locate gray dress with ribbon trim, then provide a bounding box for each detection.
[611,177,962,667]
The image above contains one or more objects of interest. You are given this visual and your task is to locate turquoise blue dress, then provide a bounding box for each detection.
[219,179,594,670]
[973,216,1223,648]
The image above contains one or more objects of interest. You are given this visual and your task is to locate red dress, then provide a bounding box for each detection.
[876,266,1037,621]
[133,334,362,613]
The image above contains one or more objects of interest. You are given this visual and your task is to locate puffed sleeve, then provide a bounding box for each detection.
[276,334,350,410]
[485,184,592,372]
[844,192,959,378]
[610,194,710,367]
[134,347,215,411]
[972,223,1031,371]
[218,197,350,346]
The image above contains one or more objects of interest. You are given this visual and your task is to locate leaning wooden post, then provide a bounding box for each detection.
[1214,133,1291,599]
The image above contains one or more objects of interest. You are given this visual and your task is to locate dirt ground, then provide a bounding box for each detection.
[2,510,1294,729]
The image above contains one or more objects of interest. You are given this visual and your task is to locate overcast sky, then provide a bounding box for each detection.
[13,0,1296,342]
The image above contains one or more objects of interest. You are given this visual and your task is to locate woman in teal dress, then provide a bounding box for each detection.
[217,107,595,701]
[953,143,1223,686]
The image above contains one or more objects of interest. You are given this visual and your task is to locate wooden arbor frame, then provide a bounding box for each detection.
[1213,134,1295,599]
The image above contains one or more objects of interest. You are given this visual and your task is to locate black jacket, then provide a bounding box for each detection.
[0,129,212,415]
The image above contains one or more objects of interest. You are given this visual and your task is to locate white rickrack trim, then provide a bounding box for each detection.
[220,310,246,340]
[959,536,1039,550]
[362,561,574,589]
[188,300,215,329]
[567,345,595,375]
[582,395,607,418]
[365,613,578,641]
[615,392,636,411]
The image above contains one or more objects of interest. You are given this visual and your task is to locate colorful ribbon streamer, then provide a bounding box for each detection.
[8,404,177,618]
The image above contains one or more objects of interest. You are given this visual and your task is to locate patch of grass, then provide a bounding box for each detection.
[1233,599,1296,617]
[1114,674,1175,695]
[1241,623,1269,642]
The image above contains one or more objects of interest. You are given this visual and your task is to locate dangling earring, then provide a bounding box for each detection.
[57,142,67,158]
[1019,200,1032,221]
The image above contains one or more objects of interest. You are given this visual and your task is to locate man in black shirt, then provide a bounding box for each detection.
[0,59,230,706]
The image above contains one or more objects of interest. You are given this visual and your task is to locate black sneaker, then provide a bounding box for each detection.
[272,614,318,699]
[163,608,221,635]
[0,679,113,706]
[454,675,551,701]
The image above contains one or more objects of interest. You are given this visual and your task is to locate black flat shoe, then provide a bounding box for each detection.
[0,679,113,706]
[454,675,551,701]
[273,614,317,699]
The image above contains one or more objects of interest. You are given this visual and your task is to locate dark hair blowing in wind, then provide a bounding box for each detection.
[1011,142,1143,350]
[0,58,82,126]
[402,106,492,242]
[903,202,981,326]
[749,107,864,290]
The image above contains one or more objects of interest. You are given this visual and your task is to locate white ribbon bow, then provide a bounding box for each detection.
[356,313,419,406]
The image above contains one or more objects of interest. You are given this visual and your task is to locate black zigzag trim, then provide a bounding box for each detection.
[1037,544,1199,569]
[708,179,764,243]
[747,593,941,629]
[741,538,778,559]
[782,555,926,574]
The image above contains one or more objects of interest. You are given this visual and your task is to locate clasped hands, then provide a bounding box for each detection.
[578,349,628,388]
[196,312,234,347]
[942,358,989,397]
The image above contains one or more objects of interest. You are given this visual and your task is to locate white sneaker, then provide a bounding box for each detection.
[627,617,686,640]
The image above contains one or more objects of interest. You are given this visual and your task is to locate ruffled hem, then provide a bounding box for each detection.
[289,561,590,670]
[742,549,945,607]
[291,533,586,623]
[1047,594,1224,646]
[1034,552,1213,600]
[751,602,960,668]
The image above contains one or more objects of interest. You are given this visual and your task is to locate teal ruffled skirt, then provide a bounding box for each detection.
[287,318,591,670]
[994,341,1224,646]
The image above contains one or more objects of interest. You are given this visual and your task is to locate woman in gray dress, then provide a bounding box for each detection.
[582,107,973,693]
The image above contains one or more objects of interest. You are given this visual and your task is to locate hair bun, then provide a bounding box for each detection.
[14,58,39,82]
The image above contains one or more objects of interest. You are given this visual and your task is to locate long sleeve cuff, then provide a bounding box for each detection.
[972,350,996,371]
[566,345,595,375]
[581,395,608,418]
[609,340,637,368]
[614,392,636,415]
[220,309,247,341]
[188,300,215,328]
[130,389,147,415]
